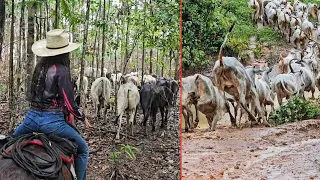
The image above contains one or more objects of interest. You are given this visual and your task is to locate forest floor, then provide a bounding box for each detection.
[182,40,320,179]
[0,94,180,180]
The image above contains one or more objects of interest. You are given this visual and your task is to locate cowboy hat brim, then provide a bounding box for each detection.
[32,39,81,57]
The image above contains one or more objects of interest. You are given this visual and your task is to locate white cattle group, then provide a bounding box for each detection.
[249,0,320,48]
[73,66,179,141]
[183,0,320,131]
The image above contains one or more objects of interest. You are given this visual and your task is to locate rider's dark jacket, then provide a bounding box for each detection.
[30,64,85,121]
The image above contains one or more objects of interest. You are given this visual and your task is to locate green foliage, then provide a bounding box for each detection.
[253,43,263,59]
[109,151,121,164]
[109,144,139,173]
[182,0,285,69]
[0,83,6,98]
[108,97,115,104]
[269,96,320,125]
[119,144,139,160]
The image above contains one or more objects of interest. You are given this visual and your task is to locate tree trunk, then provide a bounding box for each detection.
[149,0,153,74]
[79,0,91,108]
[149,49,153,74]
[114,48,117,117]
[9,0,15,132]
[174,50,179,80]
[156,49,159,75]
[39,4,42,39]
[17,0,26,92]
[114,11,120,117]
[0,0,5,61]
[96,28,100,77]
[122,2,130,74]
[55,0,59,28]
[141,0,146,85]
[46,1,50,31]
[91,4,99,78]
[43,3,46,37]
[169,49,172,78]
[161,51,164,77]
[101,0,112,77]
[26,2,36,93]
[100,0,106,77]
[35,6,40,41]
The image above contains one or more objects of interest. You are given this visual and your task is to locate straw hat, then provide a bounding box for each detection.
[32,29,80,57]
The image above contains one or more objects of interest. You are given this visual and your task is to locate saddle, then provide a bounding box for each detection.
[0,133,78,180]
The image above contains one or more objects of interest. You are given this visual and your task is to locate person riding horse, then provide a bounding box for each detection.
[13,29,92,180]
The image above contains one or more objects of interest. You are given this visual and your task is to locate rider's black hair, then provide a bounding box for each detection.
[27,53,70,103]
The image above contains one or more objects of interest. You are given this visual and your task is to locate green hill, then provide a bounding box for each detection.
[182,0,314,69]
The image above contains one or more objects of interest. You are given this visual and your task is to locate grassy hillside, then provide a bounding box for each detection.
[182,0,291,69]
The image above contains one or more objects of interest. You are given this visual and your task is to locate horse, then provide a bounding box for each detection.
[0,133,74,180]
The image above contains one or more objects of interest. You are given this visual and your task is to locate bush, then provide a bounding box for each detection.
[269,96,320,125]
[182,0,286,69]
[108,144,140,179]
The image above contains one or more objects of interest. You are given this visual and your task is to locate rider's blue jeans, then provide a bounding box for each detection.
[13,109,89,180]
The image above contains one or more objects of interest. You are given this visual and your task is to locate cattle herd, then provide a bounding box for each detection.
[249,0,319,48]
[182,0,320,132]
[72,66,179,141]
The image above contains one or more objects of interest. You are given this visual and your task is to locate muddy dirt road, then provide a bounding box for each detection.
[182,87,320,180]
[181,63,320,179]
[182,119,320,180]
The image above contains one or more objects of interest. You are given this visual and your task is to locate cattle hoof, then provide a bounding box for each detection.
[231,122,237,127]
[192,123,198,129]
[194,121,199,128]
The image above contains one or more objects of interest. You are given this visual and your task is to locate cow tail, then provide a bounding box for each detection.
[219,22,236,67]
[280,79,295,94]
[102,78,107,102]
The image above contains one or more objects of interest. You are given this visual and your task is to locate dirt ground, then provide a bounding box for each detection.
[0,92,180,180]
[182,119,320,180]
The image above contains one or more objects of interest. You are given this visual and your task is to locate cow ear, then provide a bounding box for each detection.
[279,55,284,64]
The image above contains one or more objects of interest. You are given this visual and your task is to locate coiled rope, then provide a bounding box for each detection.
[1,133,63,179]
